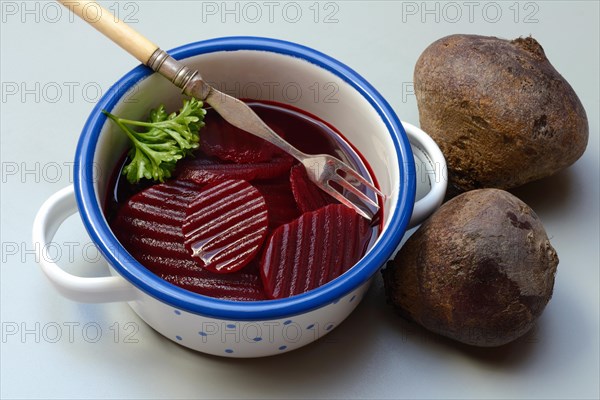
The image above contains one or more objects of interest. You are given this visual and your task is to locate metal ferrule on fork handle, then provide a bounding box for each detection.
[146,48,212,100]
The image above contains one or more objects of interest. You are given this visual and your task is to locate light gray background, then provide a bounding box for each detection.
[1,1,599,399]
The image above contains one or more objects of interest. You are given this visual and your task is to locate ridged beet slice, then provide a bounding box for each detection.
[111,180,268,300]
[112,181,201,275]
[112,180,202,267]
[132,254,266,301]
[200,110,286,163]
[182,179,269,274]
[162,272,267,301]
[260,204,372,299]
[132,253,203,275]
[175,155,293,185]
[289,164,337,213]
[120,179,201,224]
[254,178,301,230]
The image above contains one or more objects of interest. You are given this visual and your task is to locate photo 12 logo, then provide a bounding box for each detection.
[1,1,139,24]
[1,161,103,185]
[207,80,339,104]
[2,321,140,344]
[1,240,102,265]
[200,1,340,24]
[196,320,338,347]
[1,81,140,104]
[401,1,540,24]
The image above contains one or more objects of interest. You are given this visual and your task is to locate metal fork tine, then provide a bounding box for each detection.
[336,164,385,197]
[321,184,372,220]
[329,174,380,210]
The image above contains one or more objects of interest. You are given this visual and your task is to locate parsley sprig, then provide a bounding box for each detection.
[103,98,206,184]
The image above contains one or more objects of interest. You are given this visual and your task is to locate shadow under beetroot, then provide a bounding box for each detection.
[376,268,592,371]
[371,274,539,368]
[443,168,577,215]
[508,168,577,215]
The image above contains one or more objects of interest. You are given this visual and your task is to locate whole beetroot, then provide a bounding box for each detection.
[414,34,588,194]
[383,189,558,347]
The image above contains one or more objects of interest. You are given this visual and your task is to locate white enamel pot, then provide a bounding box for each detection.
[32,37,446,357]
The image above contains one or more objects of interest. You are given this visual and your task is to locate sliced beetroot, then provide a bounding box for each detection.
[182,179,269,274]
[175,155,293,185]
[111,180,268,300]
[254,178,301,230]
[116,179,201,225]
[260,204,372,299]
[131,253,204,276]
[200,110,286,163]
[133,254,266,301]
[162,271,267,301]
[289,164,337,213]
[112,180,202,268]
[124,234,190,261]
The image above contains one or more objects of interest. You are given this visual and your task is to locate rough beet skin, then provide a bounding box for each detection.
[414,34,588,194]
[382,189,558,347]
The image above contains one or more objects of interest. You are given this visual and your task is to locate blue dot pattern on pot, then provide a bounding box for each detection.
[169,290,360,356]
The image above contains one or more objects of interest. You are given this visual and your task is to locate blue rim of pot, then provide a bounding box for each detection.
[74,36,415,320]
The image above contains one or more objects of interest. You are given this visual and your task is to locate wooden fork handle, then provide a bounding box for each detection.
[58,0,158,64]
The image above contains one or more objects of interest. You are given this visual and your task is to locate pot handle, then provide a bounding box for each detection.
[32,185,136,303]
[402,121,447,228]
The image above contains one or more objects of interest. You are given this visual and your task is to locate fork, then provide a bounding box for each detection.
[60,0,383,220]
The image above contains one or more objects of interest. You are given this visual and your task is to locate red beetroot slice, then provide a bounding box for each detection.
[112,180,202,265]
[132,253,266,301]
[290,164,337,213]
[182,179,269,274]
[136,254,266,301]
[254,178,301,230]
[175,155,293,185]
[162,272,267,301]
[200,110,286,163]
[111,180,267,301]
[260,204,372,299]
